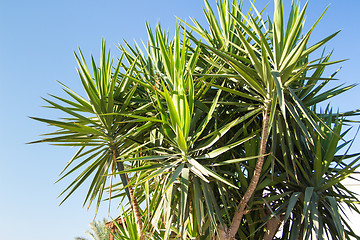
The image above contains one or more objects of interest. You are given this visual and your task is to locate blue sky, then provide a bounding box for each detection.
[1,0,360,239]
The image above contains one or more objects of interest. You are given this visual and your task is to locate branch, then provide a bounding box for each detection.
[223,102,271,239]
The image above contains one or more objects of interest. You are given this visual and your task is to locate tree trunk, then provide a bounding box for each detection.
[113,150,145,240]
[263,214,284,240]
[128,185,145,240]
[221,102,271,240]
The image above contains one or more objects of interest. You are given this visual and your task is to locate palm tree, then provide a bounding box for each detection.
[30,42,147,239]
[86,219,111,240]
[32,0,360,239]
[75,218,111,240]
[181,0,359,238]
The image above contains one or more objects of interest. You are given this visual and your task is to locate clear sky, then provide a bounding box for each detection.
[1,0,360,239]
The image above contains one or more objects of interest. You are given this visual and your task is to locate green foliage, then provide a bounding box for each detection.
[76,218,111,240]
[33,0,360,239]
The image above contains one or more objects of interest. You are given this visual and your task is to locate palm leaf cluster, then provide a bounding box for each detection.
[32,0,360,239]
[75,218,111,240]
